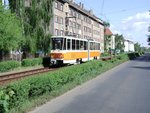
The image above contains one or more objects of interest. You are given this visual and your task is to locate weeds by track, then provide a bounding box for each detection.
[0,67,58,85]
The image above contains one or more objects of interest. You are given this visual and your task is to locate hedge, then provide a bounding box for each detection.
[22,58,42,67]
[127,52,140,60]
[0,61,21,73]
[0,53,141,113]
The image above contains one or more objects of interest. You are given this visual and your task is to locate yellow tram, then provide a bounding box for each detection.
[50,36,101,65]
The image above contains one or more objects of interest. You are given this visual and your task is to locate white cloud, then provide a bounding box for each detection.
[122,12,150,23]
[112,12,150,46]
[110,24,121,34]
[121,12,150,32]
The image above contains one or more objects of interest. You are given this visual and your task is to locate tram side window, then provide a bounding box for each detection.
[98,43,100,50]
[76,40,79,50]
[80,41,84,50]
[95,43,98,50]
[72,39,75,50]
[84,41,87,50]
[90,42,94,50]
[63,38,66,50]
[93,42,96,50]
[67,39,71,50]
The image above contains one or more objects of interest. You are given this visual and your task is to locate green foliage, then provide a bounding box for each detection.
[134,42,142,52]
[104,35,112,51]
[8,0,54,55]
[0,4,24,52]
[0,52,142,112]
[114,34,125,52]
[101,52,110,57]
[127,52,140,60]
[0,61,21,72]
[0,87,15,113]
[0,57,130,113]
[21,58,42,67]
[103,21,110,28]
[0,90,9,113]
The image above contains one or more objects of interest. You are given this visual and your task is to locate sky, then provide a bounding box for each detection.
[75,0,150,47]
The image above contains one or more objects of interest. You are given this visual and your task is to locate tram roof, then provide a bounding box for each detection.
[51,36,100,43]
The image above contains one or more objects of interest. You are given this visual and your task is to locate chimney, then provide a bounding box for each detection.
[81,3,84,8]
[89,9,93,14]
[79,2,82,7]
[69,0,73,2]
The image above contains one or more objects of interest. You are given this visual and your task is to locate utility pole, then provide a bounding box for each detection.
[148,10,150,45]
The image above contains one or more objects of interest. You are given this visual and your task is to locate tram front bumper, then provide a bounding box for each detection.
[51,59,63,65]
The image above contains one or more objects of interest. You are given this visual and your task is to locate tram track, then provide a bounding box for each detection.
[0,67,58,85]
[0,56,113,85]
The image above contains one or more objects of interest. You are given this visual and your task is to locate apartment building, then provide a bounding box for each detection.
[124,39,135,52]
[104,28,115,50]
[52,0,104,52]
[24,0,104,52]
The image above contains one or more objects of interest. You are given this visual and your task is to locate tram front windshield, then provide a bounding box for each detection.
[51,38,65,50]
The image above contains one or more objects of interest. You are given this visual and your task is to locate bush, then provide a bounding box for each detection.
[101,52,110,57]
[127,52,140,60]
[22,58,42,67]
[0,61,21,73]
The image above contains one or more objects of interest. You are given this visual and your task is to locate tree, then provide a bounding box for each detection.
[103,21,110,28]
[0,3,24,59]
[8,0,54,56]
[147,35,150,42]
[103,21,111,52]
[134,42,142,52]
[114,34,125,52]
[104,35,111,51]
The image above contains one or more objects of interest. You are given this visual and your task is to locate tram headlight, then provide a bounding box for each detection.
[58,53,64,59]
[51,54,54,58]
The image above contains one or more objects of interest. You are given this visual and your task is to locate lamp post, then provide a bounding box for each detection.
[87,39,90,61]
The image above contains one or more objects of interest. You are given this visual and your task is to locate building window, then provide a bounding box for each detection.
[60,17,63,24]
[76,23,81,29]
[55,29,59,36]
[60,3,63,11]
[70,9,73,16]
[73,22,76,28]
[55,1,58,9]
[60,30,64,36]
[73,11,76,17]
[55,15,58,23]
[78,13,81,19]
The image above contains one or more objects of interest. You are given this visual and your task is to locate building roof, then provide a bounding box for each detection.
[104,28,113,36]
[60,0,104,25]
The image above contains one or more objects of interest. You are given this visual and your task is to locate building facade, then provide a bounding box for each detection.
[52,0,104,52]
[104,28,115,51]
[124,39,135,52]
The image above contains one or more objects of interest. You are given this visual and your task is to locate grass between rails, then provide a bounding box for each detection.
[0,54,132,113]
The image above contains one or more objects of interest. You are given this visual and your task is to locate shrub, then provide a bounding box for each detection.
[0,61,21,73]
[127,52,141,60]
[101,52,110,57]
[22,58,42,67]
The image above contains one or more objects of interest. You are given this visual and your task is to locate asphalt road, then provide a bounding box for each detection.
[30,53,150,113]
